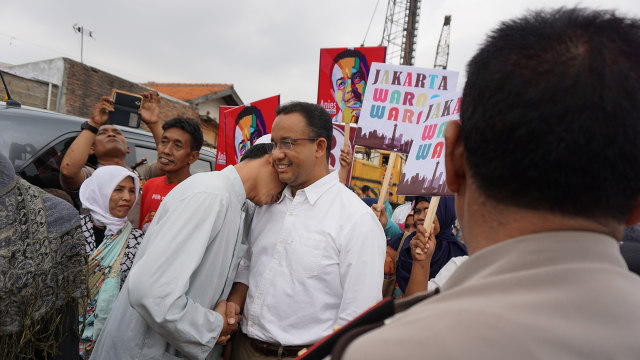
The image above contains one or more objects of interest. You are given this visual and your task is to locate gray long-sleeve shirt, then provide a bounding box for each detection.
[91,166,252,360]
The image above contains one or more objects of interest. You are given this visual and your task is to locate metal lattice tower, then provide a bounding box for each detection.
[433,15,451,69]
[380,0,421,65]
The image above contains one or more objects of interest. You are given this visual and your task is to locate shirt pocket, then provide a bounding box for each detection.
[289,235,327,277]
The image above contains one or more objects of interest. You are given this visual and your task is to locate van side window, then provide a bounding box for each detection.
[19,137,75,191]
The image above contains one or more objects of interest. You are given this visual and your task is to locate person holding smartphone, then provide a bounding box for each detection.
[59,91,163,228]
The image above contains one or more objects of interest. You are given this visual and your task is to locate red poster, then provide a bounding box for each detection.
[215,105,236,171]
[317,46,386,124]
[220,95,280,168]
[329,123,358,185]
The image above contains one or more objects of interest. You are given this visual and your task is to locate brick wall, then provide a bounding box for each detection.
[0,72,59,110]
[61,59,199,128]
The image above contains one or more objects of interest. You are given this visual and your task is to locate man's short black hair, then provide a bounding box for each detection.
[461,7,640,222]
[332,49,370,79]
[240,143,273,162]
[276,102,332,162]
[162,118,204,152]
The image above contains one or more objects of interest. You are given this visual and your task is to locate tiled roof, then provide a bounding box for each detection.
[142,82,232,102]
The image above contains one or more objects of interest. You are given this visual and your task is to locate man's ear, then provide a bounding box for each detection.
[126,145,131,155]
[189,151,200,165]
[89,145,96,155]
[444,121,466,193]
[315,138,328,159]
[625,198,640,226]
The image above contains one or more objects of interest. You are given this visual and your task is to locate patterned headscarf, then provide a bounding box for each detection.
[79,166,140,236]
[0,153,87,358]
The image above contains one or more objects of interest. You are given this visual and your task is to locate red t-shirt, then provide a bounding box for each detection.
[139,176,178,232]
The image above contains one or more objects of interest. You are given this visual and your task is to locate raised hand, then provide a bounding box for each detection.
[140,91,161,126]
[410,223,436,262]
[89,96,114,127]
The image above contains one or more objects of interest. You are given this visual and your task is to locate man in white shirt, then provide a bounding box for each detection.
[227,101,386,359]
[90,141,285,360]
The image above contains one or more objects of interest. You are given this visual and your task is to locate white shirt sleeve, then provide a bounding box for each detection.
[234,246,252,285]
[127,191,227,359]
[336,209,386,326]
[428,256,469,290]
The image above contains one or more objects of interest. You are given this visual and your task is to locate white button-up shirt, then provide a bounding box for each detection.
[235,171,386,346]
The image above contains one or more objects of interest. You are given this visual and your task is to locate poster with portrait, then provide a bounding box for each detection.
[354,62,459,154]
[396,91,462,196]
[215,105,237,171]
[219,95,280,168]
[329,123,357,185]
[317,46,386,124]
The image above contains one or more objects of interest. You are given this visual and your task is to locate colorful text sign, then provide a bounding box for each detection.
[396,91,462,196]
[355,62,459,154]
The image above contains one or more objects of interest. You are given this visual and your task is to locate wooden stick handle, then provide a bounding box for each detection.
[343,123,351,150]
[415,196,440,255]
[377,152,397,208]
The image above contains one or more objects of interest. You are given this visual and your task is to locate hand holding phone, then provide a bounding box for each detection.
[108,90,143,128]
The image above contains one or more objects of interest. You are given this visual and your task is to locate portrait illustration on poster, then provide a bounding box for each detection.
[354,62,459,154]
[396,91,462,196]
[218,95,280,168]
[317,46,386,124]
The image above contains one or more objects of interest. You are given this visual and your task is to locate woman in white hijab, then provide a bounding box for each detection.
[78,165,145,359]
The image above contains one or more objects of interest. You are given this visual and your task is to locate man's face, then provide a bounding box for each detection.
[413,200,441,235]
[235,114,263,158]
[271,112,319,192]
[157,127,197,174]
[92,125,129,159]
[253,156,286,206]
[332,57,367,114]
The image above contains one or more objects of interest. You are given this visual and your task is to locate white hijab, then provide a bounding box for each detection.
[80,165,140,236]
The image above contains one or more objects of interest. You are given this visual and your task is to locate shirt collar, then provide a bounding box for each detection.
[278,170,338,205]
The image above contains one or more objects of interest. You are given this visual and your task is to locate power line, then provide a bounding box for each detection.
[361,0,381,46]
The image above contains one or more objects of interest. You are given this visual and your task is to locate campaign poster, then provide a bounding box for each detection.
[221,95,280,168]
[215,105,237,171]
[317,46,386,124]
[354,62,459,154]
[329,123,357,185]
[396,91,462,196]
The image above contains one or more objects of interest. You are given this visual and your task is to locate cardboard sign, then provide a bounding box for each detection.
[218,95,280,168]
[396,92,462,196]
[355,62,459,154]
[215,105,237,171]
[317,47,386,124]
[329,123,357,185]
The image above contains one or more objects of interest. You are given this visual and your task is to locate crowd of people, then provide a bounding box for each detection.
[1,6,640,360]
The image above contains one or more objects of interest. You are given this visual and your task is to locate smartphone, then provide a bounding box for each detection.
[108,90,142,128]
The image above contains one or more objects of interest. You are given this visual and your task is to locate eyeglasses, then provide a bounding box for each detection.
[269,138,318,151]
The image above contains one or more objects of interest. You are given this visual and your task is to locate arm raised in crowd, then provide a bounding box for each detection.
[139,91,163,147]
[59,96,114,191]
[338,146,352,185]
[404,224,436,297]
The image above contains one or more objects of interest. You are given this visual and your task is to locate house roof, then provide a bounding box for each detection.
[142,83,241,104]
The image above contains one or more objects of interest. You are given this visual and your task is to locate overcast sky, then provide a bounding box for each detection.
[2,0,639,104]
